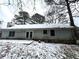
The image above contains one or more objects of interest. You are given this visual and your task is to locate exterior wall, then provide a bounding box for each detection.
[0,28,73,40]
[33,29,44,39]
[76,30,79,39]
[32,29,72,40]
[14,30,26,38]
[55,29,72,40]
[1,30,9,38]
[1,29,33,39]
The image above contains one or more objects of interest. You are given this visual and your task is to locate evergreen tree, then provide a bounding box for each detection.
[31,13,45,24]
[13,11,30,25]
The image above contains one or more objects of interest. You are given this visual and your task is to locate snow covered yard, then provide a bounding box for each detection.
[0,40,79,59]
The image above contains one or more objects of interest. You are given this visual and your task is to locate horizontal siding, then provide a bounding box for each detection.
[1,29,72,40]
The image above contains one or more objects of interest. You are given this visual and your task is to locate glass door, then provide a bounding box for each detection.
[26,32,32,39]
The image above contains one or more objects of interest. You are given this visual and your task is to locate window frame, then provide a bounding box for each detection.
[43,30,48,34]
[9,31,15,37]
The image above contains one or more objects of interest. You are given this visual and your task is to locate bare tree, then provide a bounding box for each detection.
[44,0,79,25]
[44,0,79,43]
[45,0,68,24]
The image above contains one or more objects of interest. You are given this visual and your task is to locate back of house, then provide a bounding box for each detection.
[0,24,75,43]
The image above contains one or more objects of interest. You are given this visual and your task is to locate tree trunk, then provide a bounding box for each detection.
[65,0,75,26]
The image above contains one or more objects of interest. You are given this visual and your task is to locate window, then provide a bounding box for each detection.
[9,31,15,37]
[50,30,55,36]
[43,30,47,34]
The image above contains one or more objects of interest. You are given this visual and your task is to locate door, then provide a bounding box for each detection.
[26,32,29,39]
[30,32,32,38]
[0,32,2,38]
[26,32,32,39]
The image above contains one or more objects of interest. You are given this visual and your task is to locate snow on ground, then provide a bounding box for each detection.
[0,40,79,59]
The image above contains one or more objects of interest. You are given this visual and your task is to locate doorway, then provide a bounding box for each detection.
[26,32,32,39]
[0,32,2,38]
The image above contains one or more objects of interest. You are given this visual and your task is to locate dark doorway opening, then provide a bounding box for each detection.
[50,30,55,36]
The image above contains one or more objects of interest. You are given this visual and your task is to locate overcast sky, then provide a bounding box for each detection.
[0,0,79,28]
[0,0,48,17]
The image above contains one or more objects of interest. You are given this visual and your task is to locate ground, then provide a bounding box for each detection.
[0,40,79,59]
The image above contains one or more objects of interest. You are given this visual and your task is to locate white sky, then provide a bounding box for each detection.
[0,0,48,27]
[0,0,48,21]
[0,0,79,27]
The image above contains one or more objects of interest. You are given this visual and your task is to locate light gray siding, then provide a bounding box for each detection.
[55,29,72,40]
[33,29,72,40]
[2,30,9,38]
[33,30,42,39]
[1,29,33,39]
[1,28,73,40]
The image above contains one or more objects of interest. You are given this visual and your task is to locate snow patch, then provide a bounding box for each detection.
[0,40,79,59]
[2,23,73,29]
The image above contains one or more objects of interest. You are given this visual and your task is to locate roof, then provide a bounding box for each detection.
[2,24,74,30]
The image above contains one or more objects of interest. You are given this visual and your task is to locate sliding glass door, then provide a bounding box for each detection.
[26,32,32,39]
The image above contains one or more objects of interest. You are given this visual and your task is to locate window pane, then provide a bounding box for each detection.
[43,30,47,34]
[9,31,15,37]
[50,30,55,36]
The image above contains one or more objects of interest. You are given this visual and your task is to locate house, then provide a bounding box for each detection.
[0,24,75,43]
